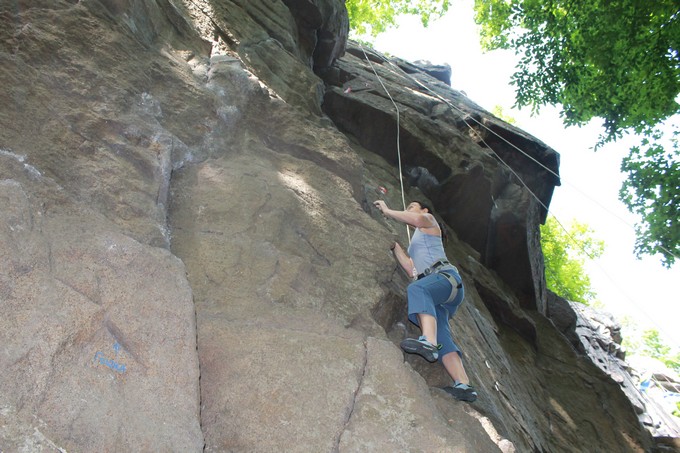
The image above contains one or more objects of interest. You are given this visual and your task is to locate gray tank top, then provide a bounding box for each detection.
[408,228,447,275]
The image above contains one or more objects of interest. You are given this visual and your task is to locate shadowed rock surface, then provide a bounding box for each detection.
[1,0,670,451]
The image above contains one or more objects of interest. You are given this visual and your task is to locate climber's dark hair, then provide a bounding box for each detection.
[412,200,448,245]
[412,200,431,213]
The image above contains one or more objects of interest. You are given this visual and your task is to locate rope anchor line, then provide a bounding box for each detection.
[360,45,411,245]
[355,44,678,343]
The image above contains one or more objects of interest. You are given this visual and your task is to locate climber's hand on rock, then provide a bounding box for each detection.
[373,200,388,214]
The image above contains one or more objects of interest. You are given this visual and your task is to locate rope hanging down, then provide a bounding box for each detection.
[356,47,679,342]
[374,53,680,264]
[360,45,411,244]
[359,50,613,262]
[359,44,552,250]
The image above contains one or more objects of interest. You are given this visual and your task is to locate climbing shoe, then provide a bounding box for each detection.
[443,383,478,402]
[400,336,439,363]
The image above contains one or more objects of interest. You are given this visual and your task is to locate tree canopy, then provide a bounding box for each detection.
[623,324,680,373]
[473,0,680,266]
[620,126,680,266]
[540,217,605,304]
[473,0,679,138]
[346,0,449,36]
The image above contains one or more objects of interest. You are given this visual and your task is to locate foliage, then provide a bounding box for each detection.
[620,316,641,352]
[625,323,680,374]
[492,105,516,124]
[540,216,605,304]
[619,124,680,267]
[641,328,672,359]
[640,328,680,373]
[474,0,680,265]
[473,0,680,139]
[346,0,450,36]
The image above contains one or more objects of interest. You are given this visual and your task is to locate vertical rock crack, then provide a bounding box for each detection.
[332,337,369,452]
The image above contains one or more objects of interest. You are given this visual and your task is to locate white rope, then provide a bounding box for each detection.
[397,66,626,263]
[376,56,679,264]
[351,43,680,356]
[360,45,411,244]
[378,53,680,345]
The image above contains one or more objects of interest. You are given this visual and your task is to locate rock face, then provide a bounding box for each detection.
[0,1,664,451]
[547,293,680,444]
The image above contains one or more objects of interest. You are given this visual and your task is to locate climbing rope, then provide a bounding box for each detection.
[374,53,679,265]
[358,46,548,212]
[359,48,674,262]
[360,44,411,245]
[354,45,679,343]
[359,44,556,251]
[382,60,680,339]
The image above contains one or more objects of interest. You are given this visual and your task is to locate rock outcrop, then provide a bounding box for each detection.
[0,0,668,451]
[547,293,680,445]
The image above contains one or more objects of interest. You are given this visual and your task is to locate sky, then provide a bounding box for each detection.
[364,0,680,350]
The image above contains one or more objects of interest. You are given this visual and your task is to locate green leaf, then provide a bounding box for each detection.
[346,0,450,37]
[540,217,605,304]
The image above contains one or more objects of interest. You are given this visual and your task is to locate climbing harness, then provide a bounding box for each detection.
[416,259,463,303]
[355,45,680,342]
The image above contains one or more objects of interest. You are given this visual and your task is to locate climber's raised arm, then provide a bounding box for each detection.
[373,200,437,230]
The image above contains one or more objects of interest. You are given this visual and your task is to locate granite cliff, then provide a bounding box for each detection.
[0,0,670,451]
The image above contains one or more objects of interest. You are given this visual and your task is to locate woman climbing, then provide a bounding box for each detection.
[373,199,478,402]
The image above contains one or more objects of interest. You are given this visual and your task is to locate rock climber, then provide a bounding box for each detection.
[373,199,477,402]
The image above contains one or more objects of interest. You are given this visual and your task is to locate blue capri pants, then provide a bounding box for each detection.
[407,268,465,361]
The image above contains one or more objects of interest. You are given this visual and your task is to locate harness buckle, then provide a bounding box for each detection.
[416,259,450,280]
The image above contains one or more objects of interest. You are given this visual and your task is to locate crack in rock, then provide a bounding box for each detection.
[333,337,369,452]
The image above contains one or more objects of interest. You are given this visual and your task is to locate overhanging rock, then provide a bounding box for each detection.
[321,42,560,312]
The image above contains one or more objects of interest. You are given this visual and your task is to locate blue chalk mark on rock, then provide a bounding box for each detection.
[94,350,126,373]
[113,341,121,355]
